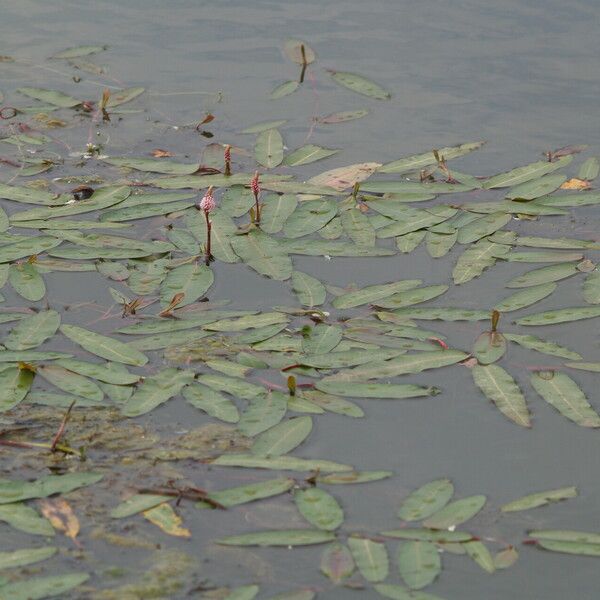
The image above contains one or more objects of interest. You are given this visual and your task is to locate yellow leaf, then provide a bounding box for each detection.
[308,162,381,191]
[143,503,191,538]
[39,498,80,541]
[560,178,591,190]
[151,148,174,158]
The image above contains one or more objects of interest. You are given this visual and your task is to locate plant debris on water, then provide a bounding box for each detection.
[0,39,599,599]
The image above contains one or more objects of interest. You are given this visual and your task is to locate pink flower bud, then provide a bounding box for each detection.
[224,145,231,163]
[199,186,216,213]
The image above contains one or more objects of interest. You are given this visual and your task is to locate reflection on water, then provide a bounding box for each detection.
[2,1,600,598]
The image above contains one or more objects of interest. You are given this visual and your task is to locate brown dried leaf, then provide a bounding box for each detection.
[560,178,591,190]
[151,148,174,158]
[39,498,80,541]
[143,502,191,538]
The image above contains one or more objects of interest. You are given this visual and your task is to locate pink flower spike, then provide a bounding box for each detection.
[199,186,216,213]
[251,171,260,198]
[224,145,231,163]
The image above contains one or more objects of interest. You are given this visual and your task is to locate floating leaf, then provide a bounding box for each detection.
[397,479,454,522]
[319,109,369,124]
[210,454,352,472]
[530,371,600,427]
[565,362,600,373]
[457,212,511,244]
[316,471,393,485]
[426,231,457,258]
[224,585,259,600]
[473,332,507,365]
[122,368,194,417]
[0,573,90,600]
[0,472,102,504]
[348,537,389,582]
[341,208,376,247]
[506,263,579,288]
[329,71,391,100]
[0,236,62,263]
[0,503,54,536]
[578,157,600,181]
[472,365,530,427]
[198,478,295,509]
[494,546,519,569]
[302,324,342,354]
[333,280,421,309]
[105,86,145,107]
[316,381,438,399]
[516,306,600,326]
[231,230,292,280]
[374,584,446,599]
[241,120,288,134]
[504,334,581,360]
[52,45,106,58]
[60,324,148,366]
[397,231,426,253]
[238,392,288,436]
[494,282,557,312]
[17,86,81,108]
[501,486,577,512]
[38,365,103,402]
[0,366,34,412]
[291,271,326,307]
[0,546,56,570]
[39,498,80,541]
[375,285,448,309]
[271,80,299,99]
[255,129,284,168]
[143,502,190,537]
[506,174,566,200]
[463,540,495,574]
[252,416,313,457]
[320,542,355,584]
[322,350,469,383]
[5,310,60,351]
[283,145,339,168]
[397,541,441,589]
[309,162,380,191]
[295,487,344,531]
[261,194,298,233]
[284,39,316,64]
[382,529,472,543]
[0,182,70,206]
[53,358,138,385]
[183,383,239,423]
[284,199,337,238]
[506,250,583,263]
[423,495,486,529]
[12,185,130,222]
[483,156,572,188]
[160,263,214,307]
[583,271,600,304]
[217,529,335,546]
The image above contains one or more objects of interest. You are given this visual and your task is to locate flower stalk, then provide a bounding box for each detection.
[198,186,216,265]
[251,171,261,225]
[224,144,231,176]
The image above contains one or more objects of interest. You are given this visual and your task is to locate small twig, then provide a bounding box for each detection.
[51,400,76,452]
[137,486,225,509]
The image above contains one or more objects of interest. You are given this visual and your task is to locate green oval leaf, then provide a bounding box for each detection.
[295,487,344,531]
[348,537,389,582]
[397,479,454,522]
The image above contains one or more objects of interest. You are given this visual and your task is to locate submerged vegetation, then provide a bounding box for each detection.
[1,40,600,598]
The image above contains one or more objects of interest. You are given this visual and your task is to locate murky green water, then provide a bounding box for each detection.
[2,1,600,599]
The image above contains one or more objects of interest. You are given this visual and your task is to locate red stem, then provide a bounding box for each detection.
[204,210,212,265]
